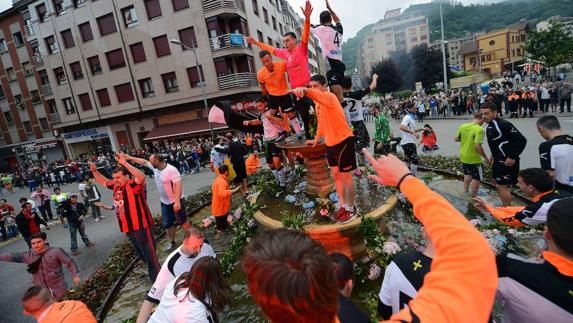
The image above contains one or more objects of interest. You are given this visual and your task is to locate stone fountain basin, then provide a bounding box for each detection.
[252,194,398,259]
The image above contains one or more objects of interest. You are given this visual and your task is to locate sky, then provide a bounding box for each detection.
[0,0,501,38]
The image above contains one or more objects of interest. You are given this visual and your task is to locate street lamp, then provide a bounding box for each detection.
[170,39,215,141]
[439,1,448,93]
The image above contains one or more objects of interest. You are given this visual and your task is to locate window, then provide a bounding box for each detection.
[251,0,259,15]
[78,22,93,42]
[13,32,24,47]
[410,36,417,42]
[31,90,41,103]
[6,68,16,82]
[78,93,92,111]
[39,117,50,131]
[69,61,83,80]
[178,27,197,48]
[114,83,135,103]
[489,40,495,46]
[46,99,57,114]
[121,5,138,28]
[23,121,32,134]
[38,70,49,85]
[520,35,525,42]
[96,88,111,107]
[161,72,178,93]
[4,111,14,125]
[144,0,162,20]
[106,48,126,70]
[0,85,5,98]
[36,3,48,22]
[263,7,268,23]
[272,16,276,31]
[74,0,86,8]
[172,0,189,11]
[129,42,146,63]
[267,36,272,45]
[20,62,32,77]
[279,23,283,35]
[63,97,75,114]
[0,39,6,53]
[97,13,117,36]
[45,36,58,54]
[53,0,65,15]
[257,30,263,42]
[60,29,75,48]
[138,78,154,97]
[186,66,204,88]
[516,48,521,56]
[15,95,23,108]
[420,35,428,41]
[53,67,66,84]
[153,35,170,57]
[88,56,102,75]
[512,49,516,57]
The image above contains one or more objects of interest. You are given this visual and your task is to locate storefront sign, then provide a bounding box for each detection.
[24,142,58,153]
[62,127,110,144]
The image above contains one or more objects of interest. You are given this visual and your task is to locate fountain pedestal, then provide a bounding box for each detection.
[275,140,334,197]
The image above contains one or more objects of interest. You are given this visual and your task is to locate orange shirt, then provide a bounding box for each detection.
[306,88,353,147]
[246,155,260,175]
[257,61,289,96]
[245,135,253,146]
[384,177,497,323]
[211,174,231,217]
[41,300,96,323]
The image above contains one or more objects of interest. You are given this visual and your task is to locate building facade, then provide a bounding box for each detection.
[536,15,573,35]
[0,0,323,164]
[430,33,481,71]
[357,9,429,78]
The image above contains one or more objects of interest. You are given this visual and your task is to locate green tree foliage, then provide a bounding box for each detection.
[370,58,403,94]
[524,23,573,68]
[410,44,447,89]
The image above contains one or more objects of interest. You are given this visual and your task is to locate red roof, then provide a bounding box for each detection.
[143,119,227,141]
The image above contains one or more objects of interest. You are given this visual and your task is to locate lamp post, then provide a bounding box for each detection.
[439,1,448,93]
[170,39,215,141]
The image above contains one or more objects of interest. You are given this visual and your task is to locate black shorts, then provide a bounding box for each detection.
[264,141,282,163]
[492,159,519,185]
[268,94,295,113]
[232,162,247,183]
[326,136,357,172]
[215,214,228,231]
[401,143,419,164]
[462,163,483,181]
[326,59,346,87]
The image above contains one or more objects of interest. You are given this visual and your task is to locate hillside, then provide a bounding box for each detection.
[342,0,573,73]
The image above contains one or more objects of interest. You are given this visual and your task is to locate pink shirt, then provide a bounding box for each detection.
[274,44,310,88]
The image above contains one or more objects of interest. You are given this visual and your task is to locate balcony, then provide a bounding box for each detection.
[210,33,251,58]
[49,113,61,124]
[32,53,43,66]
[217,72,257,90]
[202,0,245,17]
[40,84,53,97]
[24,24,35,38]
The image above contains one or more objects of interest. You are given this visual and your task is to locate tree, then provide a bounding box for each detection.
[410,44,444,89]
[390,49,415,90]
[524,23,573,71]
[370,58,403,94]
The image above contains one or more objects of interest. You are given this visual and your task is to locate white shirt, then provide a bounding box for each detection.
[148,163,183,205]
[344,99,364,122]
[400,114,417,145]
[311,24,343,64]
[78,183,86,196]
[148,276,214,323]
[147,244,216,303]
[540,87,550,99]
[261,111,283,140]
[417,103,425,113]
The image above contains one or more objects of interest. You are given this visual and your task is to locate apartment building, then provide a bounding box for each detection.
[357,9,429,78]
[430,33,481,71]
[537,15,573,35]
[0,0,323,162]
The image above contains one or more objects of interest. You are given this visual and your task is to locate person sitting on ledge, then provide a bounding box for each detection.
[474,168,571,227]
[241,150,497,323]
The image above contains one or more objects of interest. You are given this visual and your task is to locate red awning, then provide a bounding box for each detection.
[143,119,227,141]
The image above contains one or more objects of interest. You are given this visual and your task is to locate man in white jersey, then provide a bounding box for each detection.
[400,104,424,176]
[122,153,187,251]
[136,226,215,323]
[311,0,345,102]
[244,96,289,188]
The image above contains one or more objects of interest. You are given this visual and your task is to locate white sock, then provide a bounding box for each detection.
[277,167,286,186]
[290,117,302,136]
[344,204,354,212]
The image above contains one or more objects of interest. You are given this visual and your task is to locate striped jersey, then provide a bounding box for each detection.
[106,179,153,233]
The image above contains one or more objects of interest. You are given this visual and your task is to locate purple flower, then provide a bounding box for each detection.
[367,263,382,280]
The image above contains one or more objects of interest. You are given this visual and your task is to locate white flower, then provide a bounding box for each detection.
[507,229,517,235]
[367,263,382,280]
[492,229,501,235]
[469,219,481,227]
[382,241,401,255]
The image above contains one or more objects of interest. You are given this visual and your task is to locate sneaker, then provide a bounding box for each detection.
[336,208,358,224]
[99,216,106,220]
[329,208,346,223]
[87,242,95,248]
[94,218,100,222]
[163,241,176,251]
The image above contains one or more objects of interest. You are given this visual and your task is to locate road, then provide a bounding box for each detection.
[0,112,571,321]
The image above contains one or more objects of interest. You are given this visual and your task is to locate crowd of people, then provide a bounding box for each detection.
[0,0,571,322]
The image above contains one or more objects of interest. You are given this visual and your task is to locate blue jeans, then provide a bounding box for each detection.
[7,225,18,238]
[126,226,160,282]
[69,221,91,252]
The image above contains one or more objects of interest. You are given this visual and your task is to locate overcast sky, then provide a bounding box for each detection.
[0,0,501,38]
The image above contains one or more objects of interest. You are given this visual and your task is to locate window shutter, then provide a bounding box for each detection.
[96,89,111,107]
[79,93,93,111]
[129,42,146,63]
[144,0,162,19]
[114,83,135,103]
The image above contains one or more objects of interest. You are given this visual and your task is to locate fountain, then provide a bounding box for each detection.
[253,138,398,259]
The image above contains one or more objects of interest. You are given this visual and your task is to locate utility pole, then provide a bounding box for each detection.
[440,1,448,93]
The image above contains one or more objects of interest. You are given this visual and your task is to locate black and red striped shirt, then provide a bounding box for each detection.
[106,179,153,233]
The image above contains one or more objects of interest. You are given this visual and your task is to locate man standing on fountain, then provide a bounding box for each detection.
[246,0,314,138]
[292,75,357,223]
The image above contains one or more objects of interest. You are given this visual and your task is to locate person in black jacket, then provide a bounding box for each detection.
[480,102,527,206]
[60,195,93,255]
[216,133,249,197]
[15,202,47,249]
[330,253,371,323]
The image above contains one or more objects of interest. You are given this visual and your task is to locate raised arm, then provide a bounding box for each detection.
[325,0,340,24]
[116,154,146,185]
[124,154,151,168]
[301,0,312,44]
[89,162,108,186]
[246,36,277,55]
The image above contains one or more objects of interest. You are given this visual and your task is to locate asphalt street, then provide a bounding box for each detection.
[0,112,571,322]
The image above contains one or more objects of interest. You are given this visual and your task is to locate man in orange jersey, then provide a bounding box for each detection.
[257,50,303,137]
[22,286,96,323]
[241,149,497,323]
[292,75,356,223]
[211,164,240,238]
[245,151,261,176]
[90,154,160,282]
